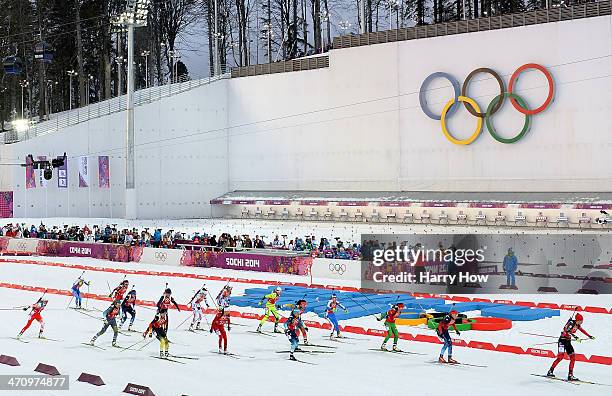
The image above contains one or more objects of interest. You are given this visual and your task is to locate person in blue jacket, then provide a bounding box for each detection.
[503,248,518,288]
[152,229,162,248]
[325,294,348,339]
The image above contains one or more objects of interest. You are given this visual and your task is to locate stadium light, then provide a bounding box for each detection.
[11,119,29,133]
[113,0,150,220]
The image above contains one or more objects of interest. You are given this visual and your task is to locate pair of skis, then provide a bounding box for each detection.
[531,374,611,387]
[151,354,200,364]
[369,348,427,356]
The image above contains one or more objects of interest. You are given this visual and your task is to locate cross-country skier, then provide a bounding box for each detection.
[188,287,210,331]
[436,310,460,363]
[71,276,90,309]
[157,288,180,313]
[210,306,231,354]
[546,313,595,381]
[216,285,232,308]
[90,300,121,347]
[17,297,48,339]
[157,288,180,332]
[378,303,404,351]
[119,289,137,331]
[256,287,283,333]
[325,294,348,339]
[284,309,301,361]
[144,309,170,358]
[109,279,129,302]
[294,299,309,345]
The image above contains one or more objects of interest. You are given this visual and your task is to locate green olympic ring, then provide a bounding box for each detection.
[485,92,532,144]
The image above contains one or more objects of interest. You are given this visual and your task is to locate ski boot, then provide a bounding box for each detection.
[448,357,458,364]
[195,321,201,330]
[256,324,263,333]
[89,336,97,346]
[546,369,555,378]
[438,355,447,363]
[289,353,297,361]
[16,332,23,340]
[164,351,169,358]
[273,324,282,333]
[188,324,194,332]
[38,331,44,339]
[127,324,133,332]
[159,350,165,358]
[218,347,223,354]
[392,345,399,352]
[303,339,309,345]
[567,373,579,382]
[329,332,335,340]
[112,341,118,347]
[223,349,228,355]
[336,332,343,339]
[380,342,388,351]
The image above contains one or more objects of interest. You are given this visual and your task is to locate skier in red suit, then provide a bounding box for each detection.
[210,307,231,354]
[17,298,48,339]
[547,313,595,381]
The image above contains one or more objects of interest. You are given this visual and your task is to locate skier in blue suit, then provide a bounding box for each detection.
[325,294,348,339]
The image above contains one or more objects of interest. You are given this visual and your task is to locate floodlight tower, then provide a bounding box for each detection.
[114,0,150,219]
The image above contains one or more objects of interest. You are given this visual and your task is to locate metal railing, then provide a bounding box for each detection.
[2,73,231,144]
[332,1,611,49]
[231,56,330,78]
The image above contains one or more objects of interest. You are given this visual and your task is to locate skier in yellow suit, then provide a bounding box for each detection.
[256,287,283,333]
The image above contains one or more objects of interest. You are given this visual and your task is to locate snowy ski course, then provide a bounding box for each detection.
[1,255,611,395]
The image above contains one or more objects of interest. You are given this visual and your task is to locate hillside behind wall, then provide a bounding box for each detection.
[1,10,611,219]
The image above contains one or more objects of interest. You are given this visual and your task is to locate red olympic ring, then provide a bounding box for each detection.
[508,63,554,115]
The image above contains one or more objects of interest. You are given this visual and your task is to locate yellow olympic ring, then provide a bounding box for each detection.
[440,96,483,145]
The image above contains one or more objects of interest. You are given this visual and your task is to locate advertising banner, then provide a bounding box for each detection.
[98,156,110,188]
[37,156,47,189]
[78,156,89,188]
[25,156,36,189]
[0,192,13,218]
[131,247,184,266]
[37,240,131,262]
[181,250,311,275]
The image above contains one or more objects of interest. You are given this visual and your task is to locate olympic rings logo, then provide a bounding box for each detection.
[154,251,168,262]
[329,262,347,275]
[419,63,554,145]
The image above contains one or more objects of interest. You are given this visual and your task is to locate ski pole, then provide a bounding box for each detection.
[347,296,380,319]
[520,332,557,339]
[175,312,192,330]
[206,289,219,308]
[136,338,156,351]
[120,337,148,353]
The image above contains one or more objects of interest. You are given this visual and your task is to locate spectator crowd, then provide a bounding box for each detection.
[0,222,362,260]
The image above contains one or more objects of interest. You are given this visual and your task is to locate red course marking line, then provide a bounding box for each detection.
[1,258,610,315]
[1,281,611,366]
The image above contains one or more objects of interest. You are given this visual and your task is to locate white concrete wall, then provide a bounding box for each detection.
[1,16,611,219]
[2,79,230,219]
[227,16,612,192]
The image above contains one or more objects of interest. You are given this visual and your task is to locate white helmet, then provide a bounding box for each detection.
[275,287,282,293]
